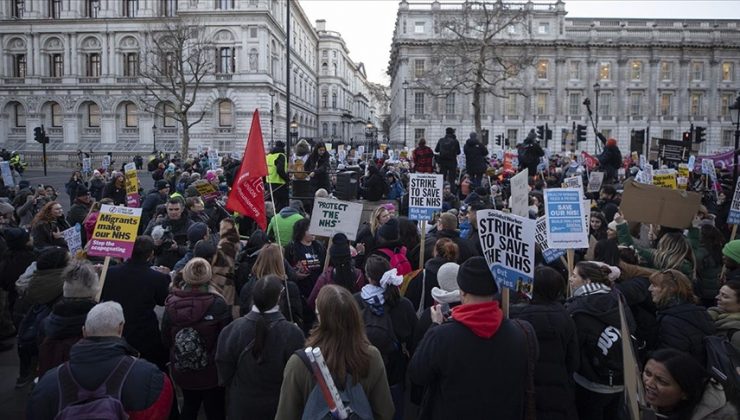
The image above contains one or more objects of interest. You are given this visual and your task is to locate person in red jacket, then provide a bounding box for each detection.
[412,138,434,173]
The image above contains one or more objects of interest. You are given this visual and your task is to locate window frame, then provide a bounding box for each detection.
[568,92,581,116]
[87,53,101,77]
[14,104,26,127]
[660,92,673,116]
[215,0,235,10]
[445,93,455,115]
[414,22,425,34]
[414,92,424,115]
[568,60,581,80]
[660,61,672,81]
[414,59,425,78]
[51,103,63,127]
[124,52,139,77]
[216,47,235,74]
[218,100,233,127]
[536,92,548,115]
[599,92,612,117]
[536,60,548,80]
[13,54,26,78]
[163,103,176,127]
[691,62,703,81]
[506,93,517,116]
[722,62,734,82]
[629,92,642,116]
[630,61,642,81]
[598,62,611,81]
[689,92,703,116]
[50,0,61,19]
[123,0,137,17]
[12,0,24,18]
[51,53,63,77]
[124,102,138,128]
[88,103,100,128]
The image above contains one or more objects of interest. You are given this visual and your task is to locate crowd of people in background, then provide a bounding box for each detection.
[0,127,738,420]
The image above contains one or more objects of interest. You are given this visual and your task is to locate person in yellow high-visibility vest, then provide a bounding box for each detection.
[266,141,289,212]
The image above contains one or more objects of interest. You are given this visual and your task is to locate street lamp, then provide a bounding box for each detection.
[152,121,157,154]
[593,82,601,152]
[402,80,409,147]
[729,95,740,190]
[290,117,299,149]
[269,90,275,147]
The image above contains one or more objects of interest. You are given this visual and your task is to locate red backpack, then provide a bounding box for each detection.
[378,246,412,276]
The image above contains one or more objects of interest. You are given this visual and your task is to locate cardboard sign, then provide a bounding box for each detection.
[0,161,14,187]
[82,157,92,174]
[62,224,82,254]
[102,155,111,170]
[543,188,589,249]
[653,169,677,189]
[563,175,583,193]
[408,173,443,221]
[535,216,566,264]
[477,210,536,296]
[195,182,220,202]
[587,172,605,193]
[309,198,363,241]
[87,205,142,259]
[728,178,740,225]
[509,169,529,218]
[124,163,140,208]
[619,178,701,229]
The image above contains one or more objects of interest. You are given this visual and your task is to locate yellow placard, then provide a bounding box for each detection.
[677,164,689,179]
[87,205,142,259]
[653,173,677,189]
[195,182,218,196]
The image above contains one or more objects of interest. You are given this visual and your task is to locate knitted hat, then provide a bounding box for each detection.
[187,222,208,244]
[182,257,212,286]
[37,247,69,270]
[457,257,498,296]
[193,240,217,261]
[2,227,29,250]
[607,220,618,231]
[723,240,740,264]
[330,233,351,260]
[377,218,400,242]
[0,202,14,218]
[431,262,461,304]
[75,185,90,197]
[155,180,169,191]
[445,127,455,134]
[205,171,217,182]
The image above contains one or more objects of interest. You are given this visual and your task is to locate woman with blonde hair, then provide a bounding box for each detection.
[355,205,392,268]
[275,285,394,420]
[239,243,303,328]
[648,269,715,362]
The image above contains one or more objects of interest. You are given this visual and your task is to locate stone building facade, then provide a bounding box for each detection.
[0,0,377,158]
[388,0,740,154]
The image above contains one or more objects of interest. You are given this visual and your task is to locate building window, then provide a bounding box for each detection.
[50,0,61,19]
[14,104,26,127]
[506,93,517,116]
[162,0,177,16]
[536,92,548,115]
[659,130,674,141]
[414,22,425,34]
[331,123,337,136]
[691,62,703,81]
[322,123,328,137]
[163,52,175,76]
[598,62,610,80]
[321,92,328,108]
[568,61,581,80]
[124,53,138,76]
[86,0,100,17]
[721,93,734,117]
[123,0,137,17]
[88,103,100,127]
[538,22,549,34]
[660,93,672,116]
[13,54,26,78]
[124,103,138,127]
[690,92,703,116]
[722,130,734,147]
[722,62,734,82]
[87,53,101,77]
[216,47,235,74]
[629,92,642,116]
[507,129,518,144]
[51,103,62,127]
[568,92,581,115]
[218,101,232,127]
[214,0,234,10]
[331,93,337,109]
[660,61,672,81]
[163,104,176,127]
[445,93,455,114]
[50,54,63,77]
[414,92,424,114]
[414,128,425,140]
[599,92,612,117]
[536,60,548,80]
[12,0,24,18]
[414,59,425,78]
[630,61,642,81]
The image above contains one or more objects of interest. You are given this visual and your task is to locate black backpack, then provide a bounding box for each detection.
[354,295,399,366]
[704,331,740,398]
[438,137,457,161]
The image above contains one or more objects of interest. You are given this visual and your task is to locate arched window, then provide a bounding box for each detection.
[218,100,233,127]
[14,103,26,127]
[88,103,100,127]
[331,123,337,136]
[124,102,138,127]
[322,123,328,136]
[51,103,63,127]
[331,92,337,109]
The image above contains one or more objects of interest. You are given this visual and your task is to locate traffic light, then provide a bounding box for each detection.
[536,125,545,140]
[34,127,43,143]
[545,124,552,141]
[682,131,691,142]
[694,126,706,143]
[495,134,502,146]
[576,124,587,142]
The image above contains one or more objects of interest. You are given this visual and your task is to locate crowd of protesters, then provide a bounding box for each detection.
[0,129,738,420]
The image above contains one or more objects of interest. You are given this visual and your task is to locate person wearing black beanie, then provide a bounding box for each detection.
[308,233,366,310]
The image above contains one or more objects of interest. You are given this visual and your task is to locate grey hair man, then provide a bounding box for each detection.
[82,301,124,337]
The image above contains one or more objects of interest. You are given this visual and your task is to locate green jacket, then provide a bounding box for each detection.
[707,308,740,352]
[615,222,694,278]
[688,228,723,300]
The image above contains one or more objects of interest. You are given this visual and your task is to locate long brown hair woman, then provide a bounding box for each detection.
[31,201,70,249]
[275,285,394,420]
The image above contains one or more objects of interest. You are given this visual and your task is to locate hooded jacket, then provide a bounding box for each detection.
[37,298,96,376]
[464,136,489,175]
[409,301,531,420]
[363,165,388,201]
[655,301,715,362]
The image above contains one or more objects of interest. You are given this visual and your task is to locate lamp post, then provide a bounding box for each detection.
[152,121,157,154]
[593,82,601,133]
[290,117,298,149]
[269,90,275,147]
[402,80,409,147]
[729,95,740,190]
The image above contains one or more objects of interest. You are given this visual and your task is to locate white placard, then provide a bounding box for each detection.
[408,173,443,221]
[0,161,14,187]
[509,168,529,218]
[544,188,590,249]
[62,224,82,254]
[102,155,111,170]
[587,172,605,193]
[309,197,363,241]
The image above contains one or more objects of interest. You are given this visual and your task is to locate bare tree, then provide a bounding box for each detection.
[139,19,213,157]
[416,1,535,137]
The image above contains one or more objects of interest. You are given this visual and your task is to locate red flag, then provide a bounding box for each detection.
[226,109,268,230]
[581,151,598,169]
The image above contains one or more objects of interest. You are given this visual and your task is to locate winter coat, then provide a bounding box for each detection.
[210,251,238,318]
[284,240,326,299]
[614,277,659,354]
[37,298,96,377]
[0,247,34,292]
[239,274,303,330]
[597,145,622,182]
[409,301,531,420]
[412,146,435,173]
[511,302,579,420]
[688,380,739,420]
[215,310,305,420]
[616,222,694,278]
[307,267,366,311]
[66,200,91,228]
[102,182,126,206]
[100,260,171,368]
[141,189,167,228]
[464,137,489,175]
[89,177,105,201]
[305,152,331,191]
[655,302,715,362]
[65,179,85,199]
[27,337,173,420]
[518,141,545,175]
[707,308,740,352]
[404,257,445,313]
[414,229,478,267]
[274,345,394,420]
[23,267,65,306]
[689,229,724,302]
[161,288,232,390]
[83,211,99,242]
[31,218,70,250]
[363,169,389,202]
[145,215,193,247]
[435,134,461,166]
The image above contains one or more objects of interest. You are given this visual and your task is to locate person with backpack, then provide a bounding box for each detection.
[566,261,636,420]
[517,129,545,176]
[275,284,394,420]
[356,256,416,420]
[435,127,461,193]
[708,280,740,352]
[404,238,459,313]
[648,269,715,363]
[308,233,366,311]
[162,257,232,420]
[27,301,174,419]
[463,132,489,187]
[370,218,413,276]
[216,275,305,420]
[642,348,738,420]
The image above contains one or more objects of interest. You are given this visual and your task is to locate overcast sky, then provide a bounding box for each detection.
[300,0,740,84]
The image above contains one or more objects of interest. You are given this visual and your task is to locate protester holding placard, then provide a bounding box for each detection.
[308,233,366,310]
[31,201,70,250]
[284,218,325,301]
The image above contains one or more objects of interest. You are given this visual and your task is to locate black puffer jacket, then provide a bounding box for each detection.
[511,302,579,420]
[613,277,658,357]
[655,301,715,363]
[463,137,489,176]
[404,257,445,312]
